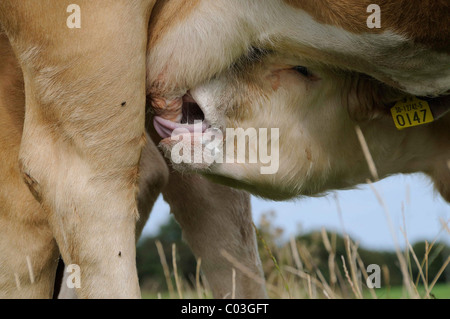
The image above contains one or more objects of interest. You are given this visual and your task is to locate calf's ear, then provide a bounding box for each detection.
[343,73,405,122]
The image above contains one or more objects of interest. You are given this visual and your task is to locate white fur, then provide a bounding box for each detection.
[148,0,450,97]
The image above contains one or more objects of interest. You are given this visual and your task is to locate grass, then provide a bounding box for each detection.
[141,221,449,299]
[364,283,450,299]
[142,284,450,300]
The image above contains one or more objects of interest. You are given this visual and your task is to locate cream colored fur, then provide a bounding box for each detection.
[0,1,153,297]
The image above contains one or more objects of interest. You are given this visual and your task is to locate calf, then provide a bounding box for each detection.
[148,0,450,202]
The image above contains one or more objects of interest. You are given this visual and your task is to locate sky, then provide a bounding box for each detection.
[141,173,449,251]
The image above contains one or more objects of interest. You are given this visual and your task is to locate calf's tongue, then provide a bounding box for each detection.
[153,116,208,139]
[152,93,208,139]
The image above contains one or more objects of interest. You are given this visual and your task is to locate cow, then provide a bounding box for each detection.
[148,0,450,202]
[1,0,448,299]
[0,1,265,299]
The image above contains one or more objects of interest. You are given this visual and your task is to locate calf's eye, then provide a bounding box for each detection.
[293,66,310,77]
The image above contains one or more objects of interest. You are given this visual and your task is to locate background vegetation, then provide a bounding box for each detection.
[137,212,449,299]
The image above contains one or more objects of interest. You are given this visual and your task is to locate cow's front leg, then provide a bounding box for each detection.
[4,1,155,298]
[162,171,268,299]
[58,133,169,299]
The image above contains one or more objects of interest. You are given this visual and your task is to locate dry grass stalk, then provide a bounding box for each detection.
[254,223,291,298]
[220,249,277,294]
[172,243,183,299]
[355,125,379,181]
[382,265,391,297]
[155,240,175,298]
[306,273,313,299]
[366,179,418,298]
[354,251,378,299]
[195,258,203,299]
[231,268,236,299]
[290,237,303,271]
[14,273,21,291]
[440,218,450,234]
[289,237,315,298]
[424,241,429,286]
[26,256,35,284]
[344,236,363,298]
[428,256,450,293]
[401,228,430,298]
[296,244,337,298]
[341,255,361,299]
[283,266,325,298]
[321,228,338,288]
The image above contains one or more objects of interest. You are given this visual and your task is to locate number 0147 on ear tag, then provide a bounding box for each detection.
[390,97,434,130]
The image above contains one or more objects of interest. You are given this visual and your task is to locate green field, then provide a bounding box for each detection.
[142,284,450,299]
[366,284,450,299]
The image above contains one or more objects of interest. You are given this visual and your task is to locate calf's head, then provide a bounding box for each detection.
[148,0,450,202]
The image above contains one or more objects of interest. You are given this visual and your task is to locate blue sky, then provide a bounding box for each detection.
[142,173,449,251]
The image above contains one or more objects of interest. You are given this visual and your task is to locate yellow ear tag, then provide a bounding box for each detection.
[390,97,434,130]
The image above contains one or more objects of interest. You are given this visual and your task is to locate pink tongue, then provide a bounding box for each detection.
[153,116,208,139]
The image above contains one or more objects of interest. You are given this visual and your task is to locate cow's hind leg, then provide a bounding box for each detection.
[0,85,59,300]
[135,134,170,239]
[0,32,59,298]
[0,153,59,299]
[3,1,155,298]
[162,171,268,299]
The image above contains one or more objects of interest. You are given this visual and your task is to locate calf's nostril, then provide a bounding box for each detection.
[181,95,205,124]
